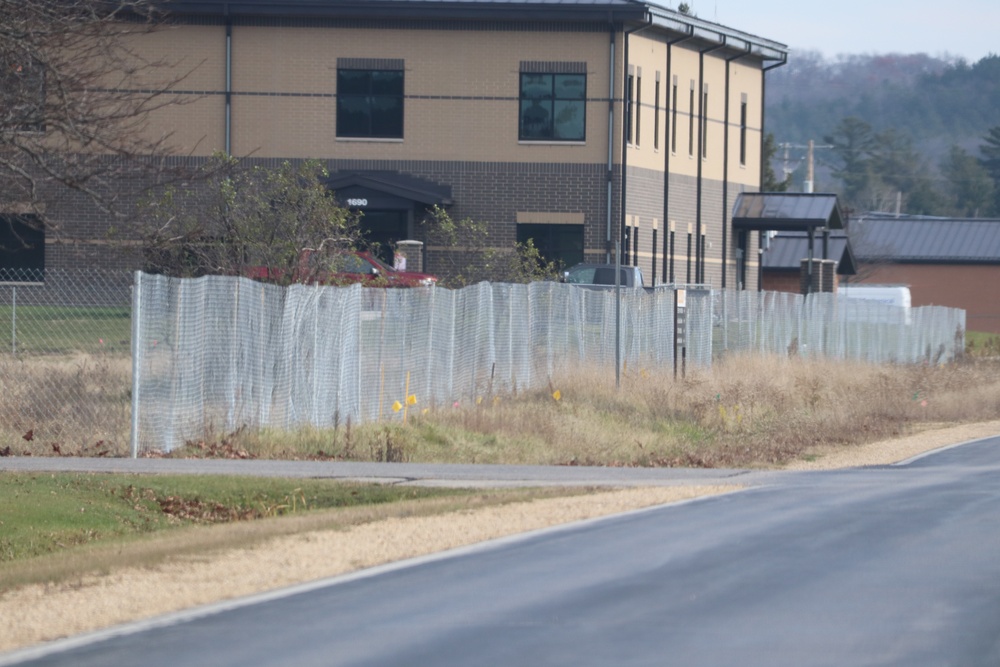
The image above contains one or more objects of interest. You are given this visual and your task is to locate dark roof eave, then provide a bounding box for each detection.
[155,1,649,22]
[854,257,1000,266]
[326,172,453,206]
[647,8,787,61]
[733,218,836,231]
[152,1,788,59]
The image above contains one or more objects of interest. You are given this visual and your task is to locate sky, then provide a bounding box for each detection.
[699,0,998,63]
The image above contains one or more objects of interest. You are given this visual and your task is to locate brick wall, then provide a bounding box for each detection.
[852,263,1000,334]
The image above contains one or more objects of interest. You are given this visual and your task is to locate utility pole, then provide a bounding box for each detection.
[805,140,815,193]
[778,140,833,193]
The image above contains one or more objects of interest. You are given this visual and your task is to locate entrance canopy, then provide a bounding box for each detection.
[326,171,453,208]
[732,193,845,232]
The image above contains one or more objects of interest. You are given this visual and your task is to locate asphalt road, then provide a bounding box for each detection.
[3,437,1000,666]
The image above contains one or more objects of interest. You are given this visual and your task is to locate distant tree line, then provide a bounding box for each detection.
[819,117,1000,217]
[766,52,1000,217]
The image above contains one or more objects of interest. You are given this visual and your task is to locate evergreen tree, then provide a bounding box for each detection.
[943,146,995,217]
[871,129,943,215]
[979,125,1000,215]
[760,133,791,192]
[824,117,877,209]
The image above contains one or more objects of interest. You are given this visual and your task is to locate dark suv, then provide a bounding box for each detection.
[562,263,645,289]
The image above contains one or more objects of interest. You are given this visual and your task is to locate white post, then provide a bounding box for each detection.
[10,286,15,355]
[615,239,622,389]
[804,139,815,193]
[129,271,142,458]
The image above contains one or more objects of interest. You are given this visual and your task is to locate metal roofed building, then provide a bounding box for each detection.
[764,213,1000,333]
[733,192,848,292]
[4,0,788,288]
[760,230,856,293]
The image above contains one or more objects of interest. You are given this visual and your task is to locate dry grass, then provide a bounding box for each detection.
[155,355,1000,469]
[5,352,998,467]
[0,354,131,456]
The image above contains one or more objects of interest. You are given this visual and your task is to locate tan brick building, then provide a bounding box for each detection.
[6,0,788,288]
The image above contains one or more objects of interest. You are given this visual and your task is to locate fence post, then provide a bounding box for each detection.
[129,271,142,458]
[10,286,15,355]
[615,240,621,389]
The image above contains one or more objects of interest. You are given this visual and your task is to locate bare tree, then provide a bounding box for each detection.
[0,0,188,235]
[135,154,363,281]
[419,205,562,287]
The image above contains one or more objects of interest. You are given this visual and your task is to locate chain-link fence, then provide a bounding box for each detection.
[0,268,133,454]
[713,289,966,364]
[1,270,966,455]
[130,275,693,453]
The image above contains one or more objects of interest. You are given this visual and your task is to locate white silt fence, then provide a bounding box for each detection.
[130,275,682,453]
[130,273,964,454]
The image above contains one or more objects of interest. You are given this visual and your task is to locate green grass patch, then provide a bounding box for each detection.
[0,472,467,563]
[0,473,590,593]
[0,305,131,356]
[966,330,1000,357]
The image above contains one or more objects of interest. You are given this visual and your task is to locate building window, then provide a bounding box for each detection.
[624,74,634,145]
[671,79,678,154]
[701,87,709,159]
[516,223,584,268]
[635,74,642,147]
[2,57,45,132]
[654,79,660,150]
[739,98,748,166]
[632,223,639,266]
[520,72,586,141]
[0,215,44,279]
[336,67,404,139]
[688,84,695,157]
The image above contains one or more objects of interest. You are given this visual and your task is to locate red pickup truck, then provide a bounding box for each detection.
[246,250,437,287]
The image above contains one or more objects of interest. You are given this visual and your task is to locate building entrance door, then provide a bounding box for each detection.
[359,209,408,265]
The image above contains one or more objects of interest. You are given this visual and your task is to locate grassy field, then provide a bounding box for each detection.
[966,330,1000,357]
[0,472,579,590]
[0,305,131,357]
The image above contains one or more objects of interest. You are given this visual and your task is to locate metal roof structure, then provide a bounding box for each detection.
[152,0,788,61]
[848,214,1000,264]
[764,213,1000,272]
[732,193,845,232]
[761,230,857,275]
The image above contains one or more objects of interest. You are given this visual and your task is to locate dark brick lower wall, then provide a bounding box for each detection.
[22,155,755,290]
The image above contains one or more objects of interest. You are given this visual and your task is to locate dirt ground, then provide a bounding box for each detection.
[1,420,998,655]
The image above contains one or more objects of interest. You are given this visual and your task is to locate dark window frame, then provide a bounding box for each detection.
[519,71,587,142]
[701,87,709,159]
[336,67,404,139]
[688,85,695,157]
[0,214,45,279]
[654,79,660,150]
[2,56,46,133]
[625,73,634,145]
[635,75,642,147]
[739,100,748,166]
[671,80,678,154]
